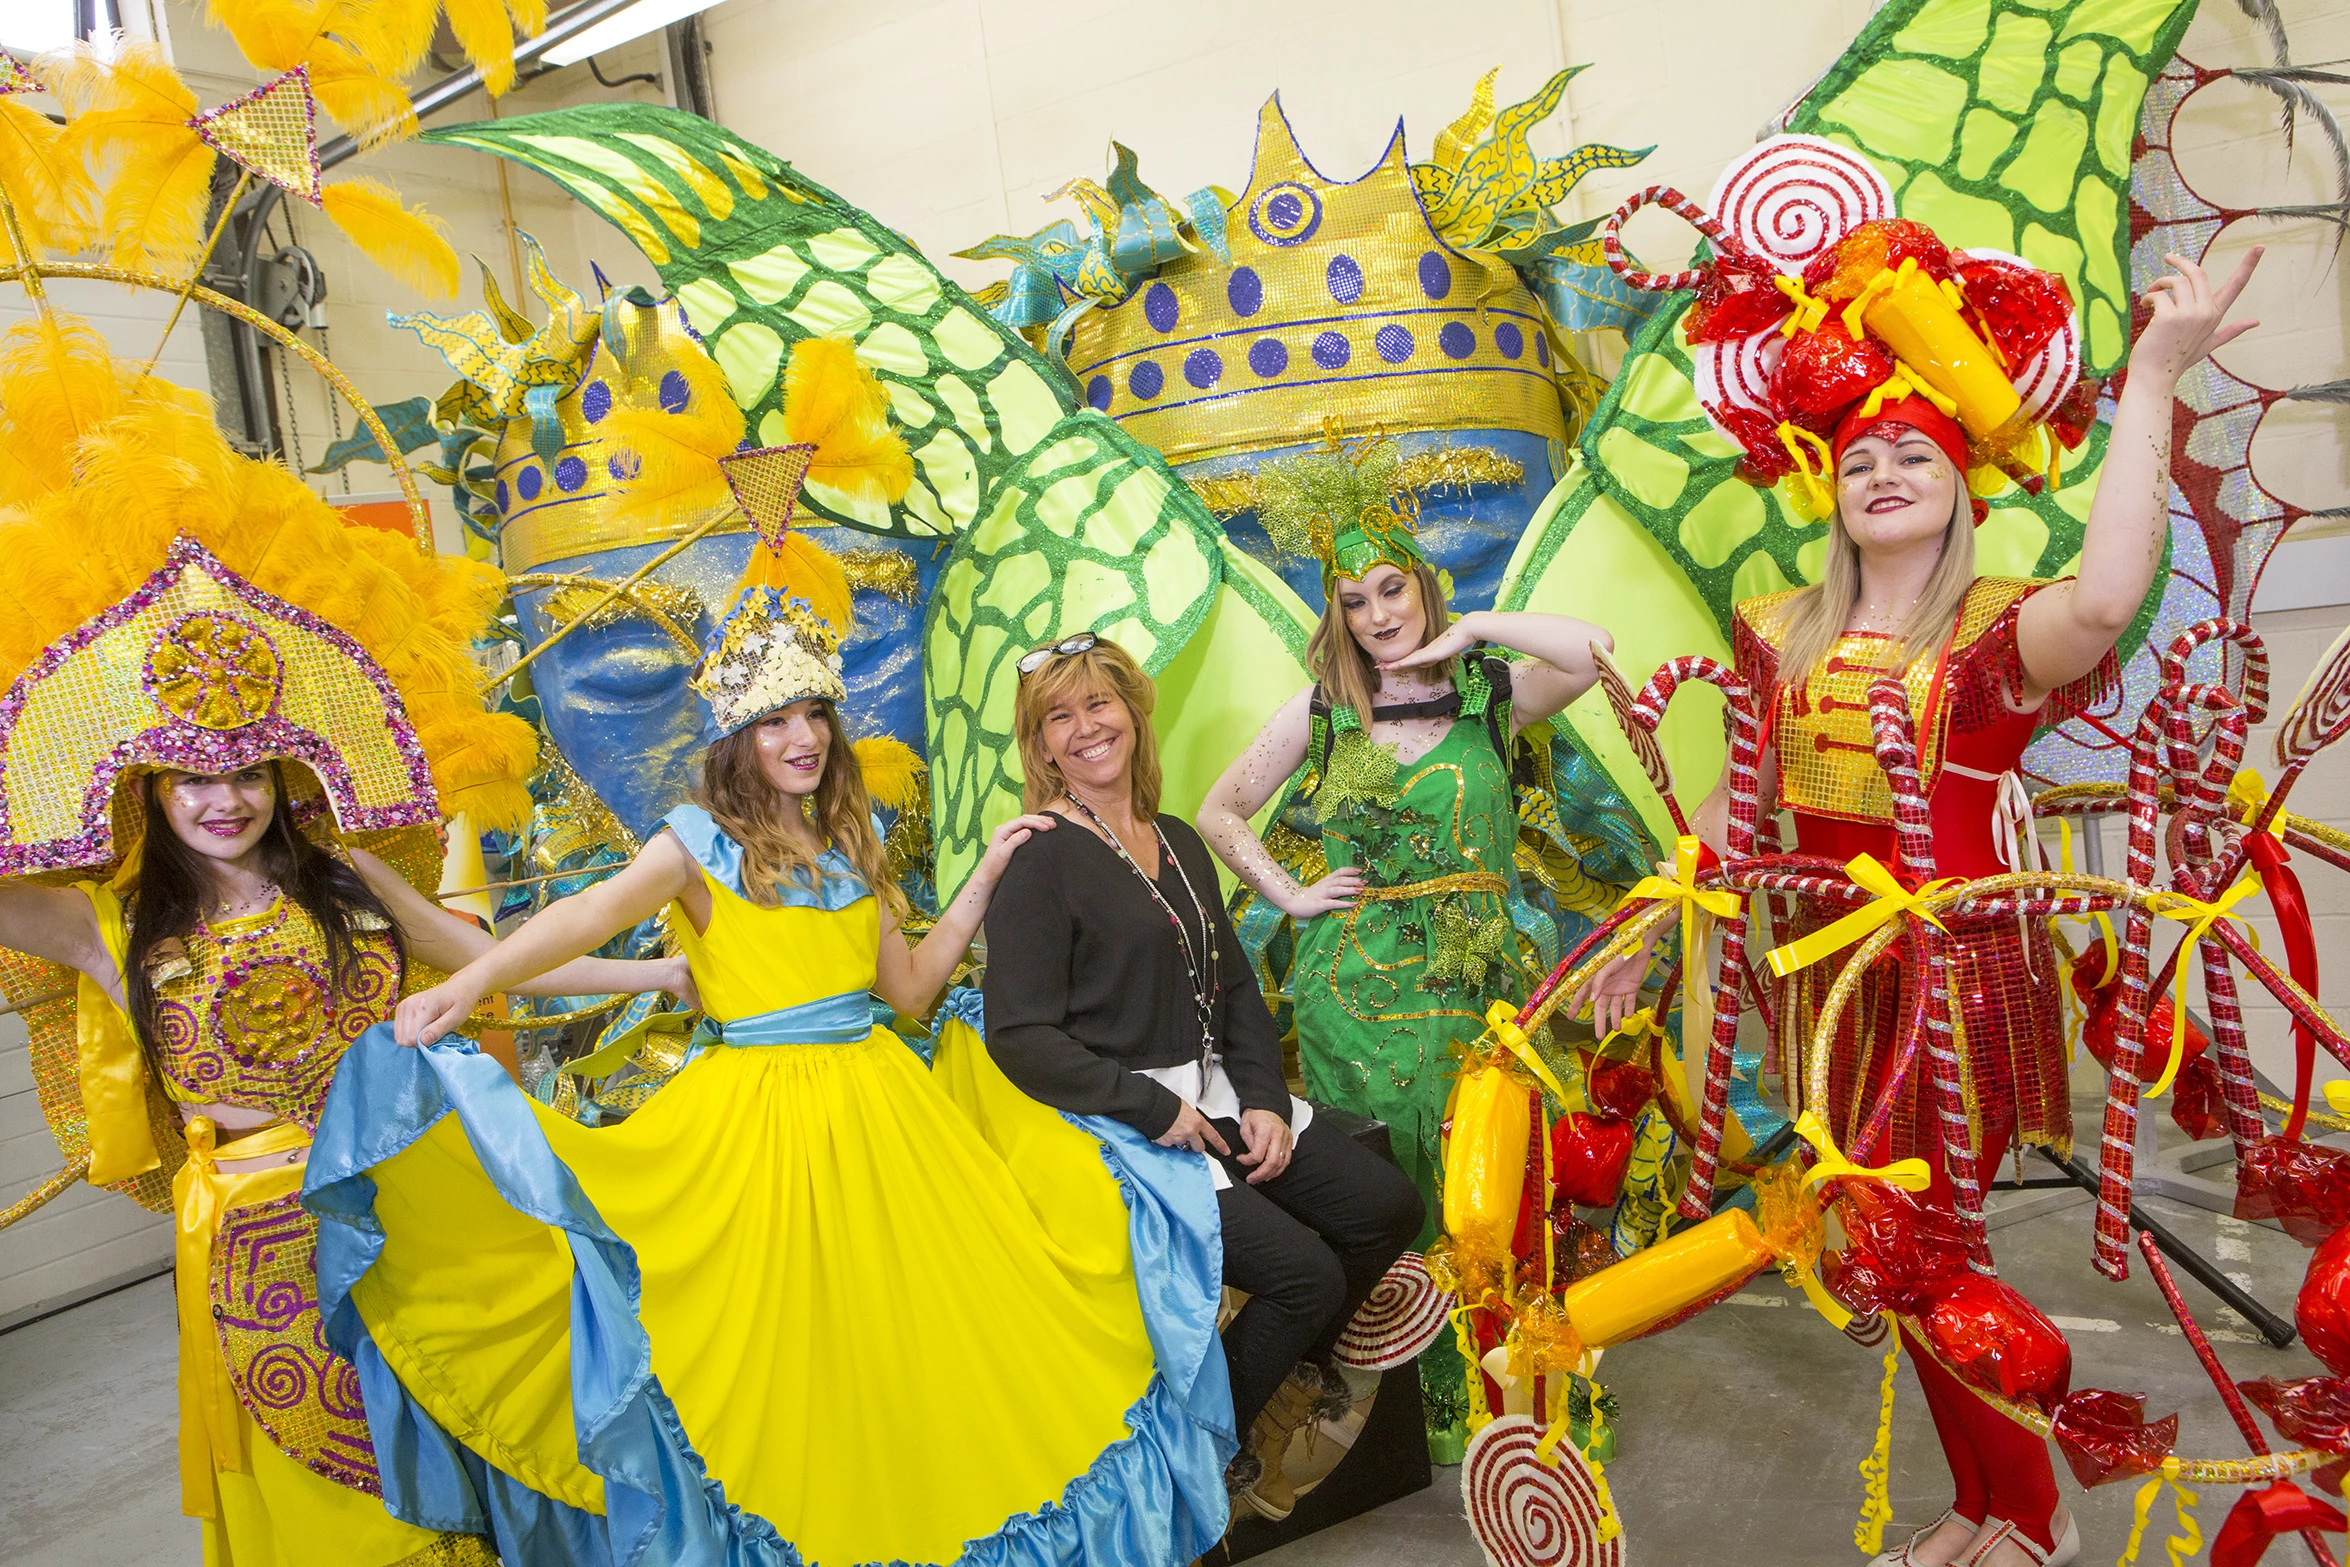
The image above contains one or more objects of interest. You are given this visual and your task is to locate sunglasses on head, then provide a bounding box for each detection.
[1016,633,1098,677]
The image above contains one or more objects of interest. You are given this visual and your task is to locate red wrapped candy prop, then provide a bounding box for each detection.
[1951,253,2072,370]
[2210,1482,2347,1567]
[2069,948,2220,1140]
[1549,1113,1637,1209]
[1920,1274,2073,1415]
[2238,1136,2350,1247]
[1824,1178,1974,1316]
[1685,246,1793,343]
[2300,1226,2350,1379]
[2240,1376,2350,1454]
[1771,323,1892,421]
[2048,1389,2179,1488]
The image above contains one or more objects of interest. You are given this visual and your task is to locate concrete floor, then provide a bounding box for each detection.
[2,1168,2335,1565]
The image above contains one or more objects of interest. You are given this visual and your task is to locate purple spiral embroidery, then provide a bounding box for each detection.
[242,1344,315,1410]
[248,1279,310,1332]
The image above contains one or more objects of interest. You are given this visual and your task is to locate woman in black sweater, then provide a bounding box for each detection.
[981,634,1423,1522]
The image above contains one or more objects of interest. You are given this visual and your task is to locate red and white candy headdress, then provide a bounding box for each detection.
[1603,135,2090,524]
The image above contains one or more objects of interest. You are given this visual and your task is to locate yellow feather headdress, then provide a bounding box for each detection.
[0,313,538,870]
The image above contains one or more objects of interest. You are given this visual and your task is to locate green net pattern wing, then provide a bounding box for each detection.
[923,411,1313,894]
[421,105,1079,540]
[1794,0,2196,378]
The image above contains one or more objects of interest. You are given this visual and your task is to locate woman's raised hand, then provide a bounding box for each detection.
[974,812,1058,885]
[393,976,485,1049]
[2134,247,2261,384]
[1282,864,1364,920]
[1377,618,1477,672]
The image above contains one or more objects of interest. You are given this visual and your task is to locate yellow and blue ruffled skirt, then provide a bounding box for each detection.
[304,993,1232,1566]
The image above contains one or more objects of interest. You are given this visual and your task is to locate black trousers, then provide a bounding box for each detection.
[1208,1114,1425,1438]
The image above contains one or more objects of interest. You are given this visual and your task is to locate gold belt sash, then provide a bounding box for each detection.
[1355,872,1509,902]
[173,1115,311,1518]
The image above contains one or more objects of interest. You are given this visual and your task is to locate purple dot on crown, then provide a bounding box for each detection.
[1267,192,1303,227]
[1495,321,1524,360]
[1143,282,1180,333]
[493,479,510,512]
[1374,324,1414,364]
[1311,331,1350,370]
[1086,375,1113,411]
[516,465,544,501]
[1183,348,1222,390]
[607,452,638,482]
[1418,251,1452,300]
[1228,267,1263,317]
[1129,360,1165,400]
[1534,333,1551,368]
[1438,322,1475,361]
[658,370,690,414]
[1248,337,1288,377]
[554,455,589,492]
[581,381,612,423]
[1326,254,1364,305]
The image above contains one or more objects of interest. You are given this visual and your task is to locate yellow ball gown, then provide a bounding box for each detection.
[305,808,1234,1565]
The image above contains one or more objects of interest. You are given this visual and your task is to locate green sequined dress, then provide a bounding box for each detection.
[1289,668,1530,1242]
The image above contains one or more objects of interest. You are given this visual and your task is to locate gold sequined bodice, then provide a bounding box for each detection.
[146,896,401,1131]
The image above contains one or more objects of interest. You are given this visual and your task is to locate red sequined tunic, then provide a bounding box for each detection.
[1734,577,2118,1167]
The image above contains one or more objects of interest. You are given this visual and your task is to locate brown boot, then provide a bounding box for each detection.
[1237,1371,1320,1521]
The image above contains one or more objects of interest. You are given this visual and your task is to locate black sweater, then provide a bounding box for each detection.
[981,812,1289,1139]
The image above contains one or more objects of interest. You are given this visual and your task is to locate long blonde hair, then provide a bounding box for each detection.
[693,701,904,916]
[1012,637,1164,819]
[1308,560,1456,727]
[1774,485,1976,685]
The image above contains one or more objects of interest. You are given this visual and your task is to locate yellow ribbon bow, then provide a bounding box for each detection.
[2141,872,2263,1097]
[1482,999,1570,1107]
[1794,1109,1932,1194]
[1624,834,1743,1020]
[1765,854,1959,979]
[2228,766,2283,838]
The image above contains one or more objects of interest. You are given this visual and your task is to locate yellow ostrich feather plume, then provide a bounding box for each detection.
[443,0,548,97]
[52,42,214,274]
[780,336,913,504]
[741,529,853,643]
[321,178,460,298]
[0,82,94,256]
[202,0,429,144]
[851,735,925,815]
[0,315,536,830]
[598,332,746,535]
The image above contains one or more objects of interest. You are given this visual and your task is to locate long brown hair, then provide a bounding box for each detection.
[1774,484,1976,685]
[1012,637,1164,819]
[1309,560,1456,727]
[693,701,902,916]
[123,762,404,1050]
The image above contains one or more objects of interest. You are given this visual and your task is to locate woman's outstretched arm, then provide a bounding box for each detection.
[1378,610,1615,726]
[392,832,701,1046]
[873,813,1057,1018]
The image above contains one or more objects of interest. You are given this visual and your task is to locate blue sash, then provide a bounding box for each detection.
[685,991,874,1064]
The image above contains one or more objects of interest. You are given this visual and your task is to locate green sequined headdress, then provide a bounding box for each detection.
[1257,432,1428,591]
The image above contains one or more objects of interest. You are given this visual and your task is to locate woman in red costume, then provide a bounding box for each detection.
[1588,237,2262,1566]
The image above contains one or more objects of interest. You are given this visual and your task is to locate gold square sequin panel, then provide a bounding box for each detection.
[0,535,437,874]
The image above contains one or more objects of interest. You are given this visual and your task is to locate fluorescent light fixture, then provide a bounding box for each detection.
[0,0,82,55]
[542,0,723,66]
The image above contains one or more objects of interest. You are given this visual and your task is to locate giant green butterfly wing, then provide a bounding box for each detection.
[423,106,1077,540]
[925,411,1313,895]
[1504,0,2193,811]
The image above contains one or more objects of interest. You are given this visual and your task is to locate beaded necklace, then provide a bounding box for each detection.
[1062,791,1220,1079]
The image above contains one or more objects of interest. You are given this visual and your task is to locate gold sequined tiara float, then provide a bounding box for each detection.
[0,317,538,880]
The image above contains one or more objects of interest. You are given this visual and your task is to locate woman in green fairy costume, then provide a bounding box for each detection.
[1197,437,1614,1453]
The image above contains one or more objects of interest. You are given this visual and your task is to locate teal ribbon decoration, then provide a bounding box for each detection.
[523,383,565,466]
[681,990,875,1065]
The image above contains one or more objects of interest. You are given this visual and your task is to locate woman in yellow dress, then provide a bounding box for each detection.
[318,521,1237,1566]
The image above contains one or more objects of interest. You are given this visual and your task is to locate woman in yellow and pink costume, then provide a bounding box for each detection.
[0,319,693,1565]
